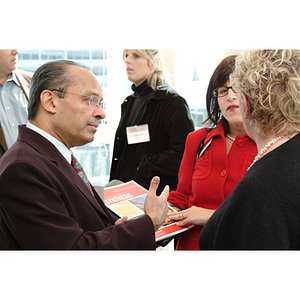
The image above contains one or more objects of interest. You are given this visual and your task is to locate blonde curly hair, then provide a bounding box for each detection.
[230,49,300,137]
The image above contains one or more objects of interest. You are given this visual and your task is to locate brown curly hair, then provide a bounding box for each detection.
[230,49,300,137]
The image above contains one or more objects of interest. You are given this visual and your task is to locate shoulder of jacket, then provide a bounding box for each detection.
[150,84,185,102]
[188,127,210,140]
[15,69,33,80]
[157,83,178,95]
[123,94,134,103]
[189,126,223,145]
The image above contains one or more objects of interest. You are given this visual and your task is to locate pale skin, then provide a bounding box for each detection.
[31,64,169,231]
[124,49,156,86]
[0,49,19,85]
[169,79,247,226]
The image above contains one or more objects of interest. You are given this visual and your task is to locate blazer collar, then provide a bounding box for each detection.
[206,120,252,141]
[18,125,108,217]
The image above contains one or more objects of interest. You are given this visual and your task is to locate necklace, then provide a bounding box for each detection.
[247,134,285,170]
[226,134,235,141]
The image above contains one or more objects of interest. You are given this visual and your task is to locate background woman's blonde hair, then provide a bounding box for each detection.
[123,49,166,90]
[230,49,300,137]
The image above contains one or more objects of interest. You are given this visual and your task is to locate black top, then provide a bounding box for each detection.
[110,82,194,193]
[126,80,152,126]
[199,133,300,250]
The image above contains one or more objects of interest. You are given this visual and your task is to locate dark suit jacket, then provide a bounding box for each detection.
[0,70,32,158]
[0,125,156,249]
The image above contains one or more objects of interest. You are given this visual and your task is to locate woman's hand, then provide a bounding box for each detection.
[169,206,215,227]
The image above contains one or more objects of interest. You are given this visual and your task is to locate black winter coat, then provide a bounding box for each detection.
[110,83,194,194]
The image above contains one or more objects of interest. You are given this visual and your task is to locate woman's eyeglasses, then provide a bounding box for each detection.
[213,86,238,98]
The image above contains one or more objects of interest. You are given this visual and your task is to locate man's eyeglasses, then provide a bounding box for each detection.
[213,86,238,98]
[51,89,104,109]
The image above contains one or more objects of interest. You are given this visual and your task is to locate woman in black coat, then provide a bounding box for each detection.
[110,50,194,194]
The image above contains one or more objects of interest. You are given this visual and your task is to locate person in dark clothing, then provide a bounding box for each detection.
[0,60,170,249]
[199,50,300,249]
[110,50,194,194]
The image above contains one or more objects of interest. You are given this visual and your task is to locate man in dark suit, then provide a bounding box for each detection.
[0,49,33,158]
[0,60,169,249]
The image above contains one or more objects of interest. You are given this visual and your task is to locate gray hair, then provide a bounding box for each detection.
[28,60,87,120]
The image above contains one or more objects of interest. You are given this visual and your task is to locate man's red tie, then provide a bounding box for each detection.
[71,155,93,194]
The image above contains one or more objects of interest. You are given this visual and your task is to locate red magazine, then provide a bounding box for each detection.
[104,180,194,242]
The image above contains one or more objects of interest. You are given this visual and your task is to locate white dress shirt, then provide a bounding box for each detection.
[26,122,72,164]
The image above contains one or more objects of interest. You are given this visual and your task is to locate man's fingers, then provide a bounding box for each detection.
[115,216,129,225]
[159,185,170,198]
[148,176,160,194]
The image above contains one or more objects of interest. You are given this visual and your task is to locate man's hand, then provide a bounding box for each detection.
[115,216,129,225]
[144,176,169,231]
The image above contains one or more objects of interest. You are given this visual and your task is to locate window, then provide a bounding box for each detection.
[176,48,224,129]
[19,50,39,60]
[92,50,105,60]
[41,50,65,60]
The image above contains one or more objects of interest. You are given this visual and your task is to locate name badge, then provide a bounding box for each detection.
[126,124,150,144]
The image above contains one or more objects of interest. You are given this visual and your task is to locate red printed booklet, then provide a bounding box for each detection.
[104,180,194,242]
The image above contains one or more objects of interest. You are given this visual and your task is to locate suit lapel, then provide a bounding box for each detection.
[19,126,112,223]
[56,154,111,221]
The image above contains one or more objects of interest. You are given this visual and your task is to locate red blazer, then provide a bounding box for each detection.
[168,121,257,250]
[0,125,156,249]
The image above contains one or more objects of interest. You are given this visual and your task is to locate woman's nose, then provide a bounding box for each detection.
[227,88,238,101]
[125,55,132,64]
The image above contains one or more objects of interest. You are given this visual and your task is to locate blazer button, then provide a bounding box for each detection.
[107,223,112,228]
[237,139,244,147]
[221,170,227,177]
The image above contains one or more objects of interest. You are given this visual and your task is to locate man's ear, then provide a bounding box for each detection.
[40,90,57,114]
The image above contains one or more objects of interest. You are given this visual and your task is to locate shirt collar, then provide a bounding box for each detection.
[26,122,72,164]
[7,71,21,87]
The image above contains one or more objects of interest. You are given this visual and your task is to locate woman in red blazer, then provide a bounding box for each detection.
[168,56,258,250]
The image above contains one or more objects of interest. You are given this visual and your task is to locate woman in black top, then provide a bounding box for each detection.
[110,50,194,193]
[199,50,300,249]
